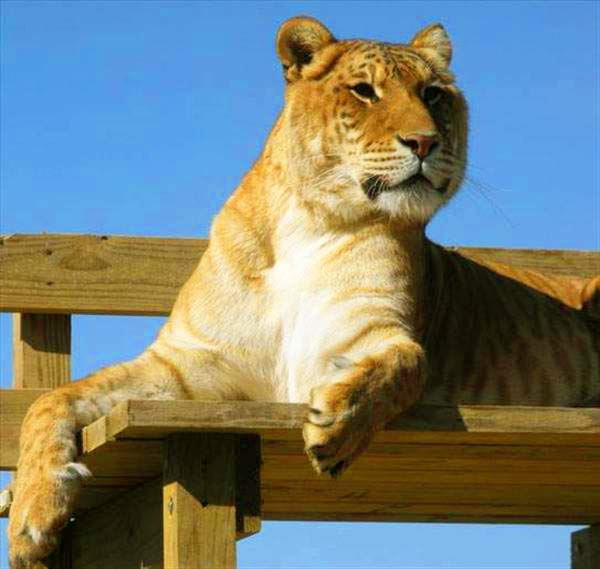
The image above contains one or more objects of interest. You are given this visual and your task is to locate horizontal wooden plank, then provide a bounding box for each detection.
[261,438,600,460]
[260,481,600,506]
[0,233,206,315]
[264,501,600,518]
[80,439,600,479]
[265,504,600,525]
[1,233,597,315]
[262,460,600,486]
[76,444,600,486]
[449,246,599,279]
[4,394,600,472]
[89,400,600,446]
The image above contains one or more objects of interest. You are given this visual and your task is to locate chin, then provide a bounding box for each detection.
[374,187,447,223]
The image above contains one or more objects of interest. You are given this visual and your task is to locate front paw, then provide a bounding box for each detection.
[303,344,424,477]
[304,376,379,477]
[8,463,90,568]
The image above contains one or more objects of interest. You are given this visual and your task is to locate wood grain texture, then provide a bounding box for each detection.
[68,478,162,569]
[0,233,206,315]
[163,434,237,569]
[2,393,600,524]
[572,526,600,569]
[97,400,600,442]
[0,388,48,469]
[1,233,597,315]
[13,313,71,388]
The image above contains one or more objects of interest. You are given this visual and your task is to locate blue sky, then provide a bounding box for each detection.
[0,1,598,567]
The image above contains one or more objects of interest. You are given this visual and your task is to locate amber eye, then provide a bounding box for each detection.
[349,82,378,102]
[423,86,444,106]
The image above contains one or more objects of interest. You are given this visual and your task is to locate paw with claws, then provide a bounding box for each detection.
[8,462,91,569]
[303,342,425,476]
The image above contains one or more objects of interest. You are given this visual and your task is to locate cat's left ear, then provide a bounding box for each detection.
[276,16,336,82]
[411,23,452,67]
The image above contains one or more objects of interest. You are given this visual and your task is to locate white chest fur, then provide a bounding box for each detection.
[265,211,345,401]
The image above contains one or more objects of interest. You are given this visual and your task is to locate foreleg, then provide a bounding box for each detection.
[7,346,214,568]
[304,337,425,476]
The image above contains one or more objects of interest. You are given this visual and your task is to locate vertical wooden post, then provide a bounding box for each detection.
[235,435,261,540]
[13,313,71,388]
[12,312,71,569]
[572,526,600,569]
[163,434,238,569]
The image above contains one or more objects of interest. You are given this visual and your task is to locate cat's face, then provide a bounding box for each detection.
[278,17,468,224]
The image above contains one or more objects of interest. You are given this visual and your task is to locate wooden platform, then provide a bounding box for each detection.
[81,399,600,525]
[3,391,600,526]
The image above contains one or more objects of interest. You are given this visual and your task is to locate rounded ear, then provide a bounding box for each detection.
[276,16,335,81]
[410,23,452,67]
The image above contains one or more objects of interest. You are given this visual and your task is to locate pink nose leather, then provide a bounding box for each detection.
[401,133,439,159]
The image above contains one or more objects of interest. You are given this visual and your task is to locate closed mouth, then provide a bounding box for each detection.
[362,174,448,200]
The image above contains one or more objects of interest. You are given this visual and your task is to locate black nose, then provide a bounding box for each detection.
[398,133,440,159]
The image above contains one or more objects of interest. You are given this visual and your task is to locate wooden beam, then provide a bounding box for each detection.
[447,246,600,279]
[2,392,600,471]
[572,526,600,569]
[163,434,238,569]
[13,313,71,388]
[0,234,205,315]
[1,233,597,315]
[85,400,600,444]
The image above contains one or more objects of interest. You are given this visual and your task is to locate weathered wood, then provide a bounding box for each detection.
[74,399,600,525]
[0,233,205,315]
[13,313,71,388]
[163,434,237,569]
[3,395,594,473]
[2,393,599,524]
[261,458,600,486]
[259,481,600,506]
[68,478,162,569]
[0,388,48,469]
[89,400,600,443]
[1,233,597,315]
[572,526,600,569]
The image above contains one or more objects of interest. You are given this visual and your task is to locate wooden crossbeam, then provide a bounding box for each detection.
[1,233,597,315]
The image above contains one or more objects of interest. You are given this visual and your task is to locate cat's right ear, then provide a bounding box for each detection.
[276,16,336,82]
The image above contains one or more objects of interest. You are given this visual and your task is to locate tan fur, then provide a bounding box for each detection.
[8,17,599,567]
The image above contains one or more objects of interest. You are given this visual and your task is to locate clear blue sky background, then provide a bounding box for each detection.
[0,1,598,568]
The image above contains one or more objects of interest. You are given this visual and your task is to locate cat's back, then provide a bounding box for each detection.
[422,243,600,406]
